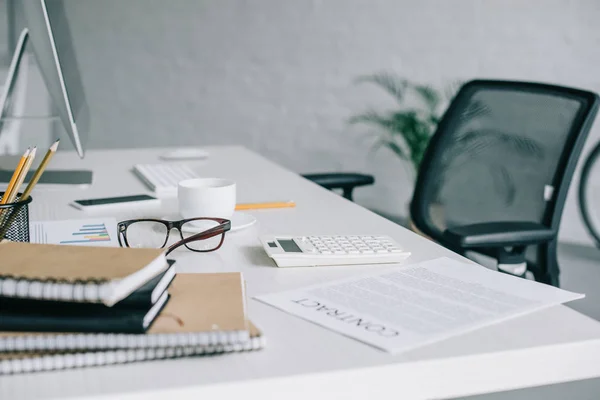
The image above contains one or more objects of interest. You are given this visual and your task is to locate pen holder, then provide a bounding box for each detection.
[0,192,32,243]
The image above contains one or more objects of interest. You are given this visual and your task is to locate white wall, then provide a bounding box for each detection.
[0,0,7,58]
[5,0,600,246]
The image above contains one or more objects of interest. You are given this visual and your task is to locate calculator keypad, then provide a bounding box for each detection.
[293,236,403,255]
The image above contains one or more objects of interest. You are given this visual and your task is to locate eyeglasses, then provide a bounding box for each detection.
[117,217,231,255]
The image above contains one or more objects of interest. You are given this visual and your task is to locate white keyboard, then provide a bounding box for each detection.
[133,163,199,197]
[260,235,411,267]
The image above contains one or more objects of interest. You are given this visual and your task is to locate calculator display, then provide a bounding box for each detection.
[277,239,302,253]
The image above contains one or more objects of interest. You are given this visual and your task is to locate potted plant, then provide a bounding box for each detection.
[349,72,459,182]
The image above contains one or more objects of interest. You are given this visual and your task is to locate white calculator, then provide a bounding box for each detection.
[260,235,411,268]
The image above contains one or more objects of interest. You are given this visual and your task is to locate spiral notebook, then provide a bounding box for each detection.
[0,242,167,306]
[0,322,264,375]
[1,259,177,310]
[0,273,249,352]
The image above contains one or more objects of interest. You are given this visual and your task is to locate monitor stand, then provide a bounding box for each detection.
[0,28,92,186]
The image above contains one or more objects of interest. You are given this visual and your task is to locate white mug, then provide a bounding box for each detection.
[178,178,236,219]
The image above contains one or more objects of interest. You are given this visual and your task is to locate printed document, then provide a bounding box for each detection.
[30,218,119,247]
[256,257,584,353]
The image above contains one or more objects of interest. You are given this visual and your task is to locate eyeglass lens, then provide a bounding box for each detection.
[123,220,168,249]
[179,219,223,251]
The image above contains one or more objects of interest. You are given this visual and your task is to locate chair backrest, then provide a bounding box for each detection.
[411,80,599,246]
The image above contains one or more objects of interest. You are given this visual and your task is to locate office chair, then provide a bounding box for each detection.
[410,80,599,287]
[302,173,374,201]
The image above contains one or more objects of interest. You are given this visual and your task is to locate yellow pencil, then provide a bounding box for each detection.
[6,147,36,204]
[235,201,296,211]
[1,148,30,204]
[21,139,60,201]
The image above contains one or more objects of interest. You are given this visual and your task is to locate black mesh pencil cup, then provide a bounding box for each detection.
[0,192,32,243]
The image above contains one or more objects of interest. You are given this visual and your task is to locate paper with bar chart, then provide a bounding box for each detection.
[30,218,119,247]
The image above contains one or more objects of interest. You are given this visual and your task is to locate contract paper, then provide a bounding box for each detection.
[256,257,584,354]
[29,218,119,247]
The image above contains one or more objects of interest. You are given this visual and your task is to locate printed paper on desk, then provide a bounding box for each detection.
[255,257,584,354]
[30,218,119,247]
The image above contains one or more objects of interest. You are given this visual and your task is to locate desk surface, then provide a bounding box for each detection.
[2,146,600,400]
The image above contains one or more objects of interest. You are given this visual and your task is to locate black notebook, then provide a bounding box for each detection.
[115,259,176,307]
[0,292,170,334]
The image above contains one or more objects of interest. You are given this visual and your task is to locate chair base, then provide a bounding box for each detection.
[497,262,527,277]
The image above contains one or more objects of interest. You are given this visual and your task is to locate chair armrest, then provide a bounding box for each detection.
[302,173,374,201]
[443,221,556,248]
[302,173,374,189]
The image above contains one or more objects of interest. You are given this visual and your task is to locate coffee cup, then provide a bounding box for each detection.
[178,178,236,219]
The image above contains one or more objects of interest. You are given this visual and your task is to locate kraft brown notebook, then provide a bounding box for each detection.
[0,242,167,306]
[0,273,249,352]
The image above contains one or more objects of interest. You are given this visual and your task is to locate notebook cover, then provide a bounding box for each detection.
[0,260,176,312]
[148,272,247,334]
[0,242,164,282]
[0,293,169,333]
[0,273,248,348]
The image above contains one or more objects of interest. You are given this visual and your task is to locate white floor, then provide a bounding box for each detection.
[457,243,600,400]
[560,243,600,321]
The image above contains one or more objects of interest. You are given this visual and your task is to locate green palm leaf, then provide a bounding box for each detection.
[444,79,464,101]
[354,72,408,103]
[414,84,440,112]
[348,110,392,129]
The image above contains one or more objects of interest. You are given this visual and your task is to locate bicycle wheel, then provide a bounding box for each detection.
[578,141,600,247]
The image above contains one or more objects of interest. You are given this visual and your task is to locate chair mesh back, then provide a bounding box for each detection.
[412,81,597,255]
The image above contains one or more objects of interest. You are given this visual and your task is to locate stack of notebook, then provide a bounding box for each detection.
[0,242,265,374]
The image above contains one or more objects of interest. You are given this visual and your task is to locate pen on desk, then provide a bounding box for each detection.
[7,147,37,204]
[235,201,296,211]
[1,147,30,204]
[21,139,60,201]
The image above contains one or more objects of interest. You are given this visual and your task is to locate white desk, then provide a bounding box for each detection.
[2,146,600,400]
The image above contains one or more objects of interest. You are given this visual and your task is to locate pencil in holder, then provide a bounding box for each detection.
[0,192,32,243]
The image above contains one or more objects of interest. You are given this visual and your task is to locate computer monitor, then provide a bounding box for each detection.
[0,0,89,158]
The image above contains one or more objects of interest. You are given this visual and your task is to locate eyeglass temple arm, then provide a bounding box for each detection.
[191,221,230,240]
[166,224,229,254]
